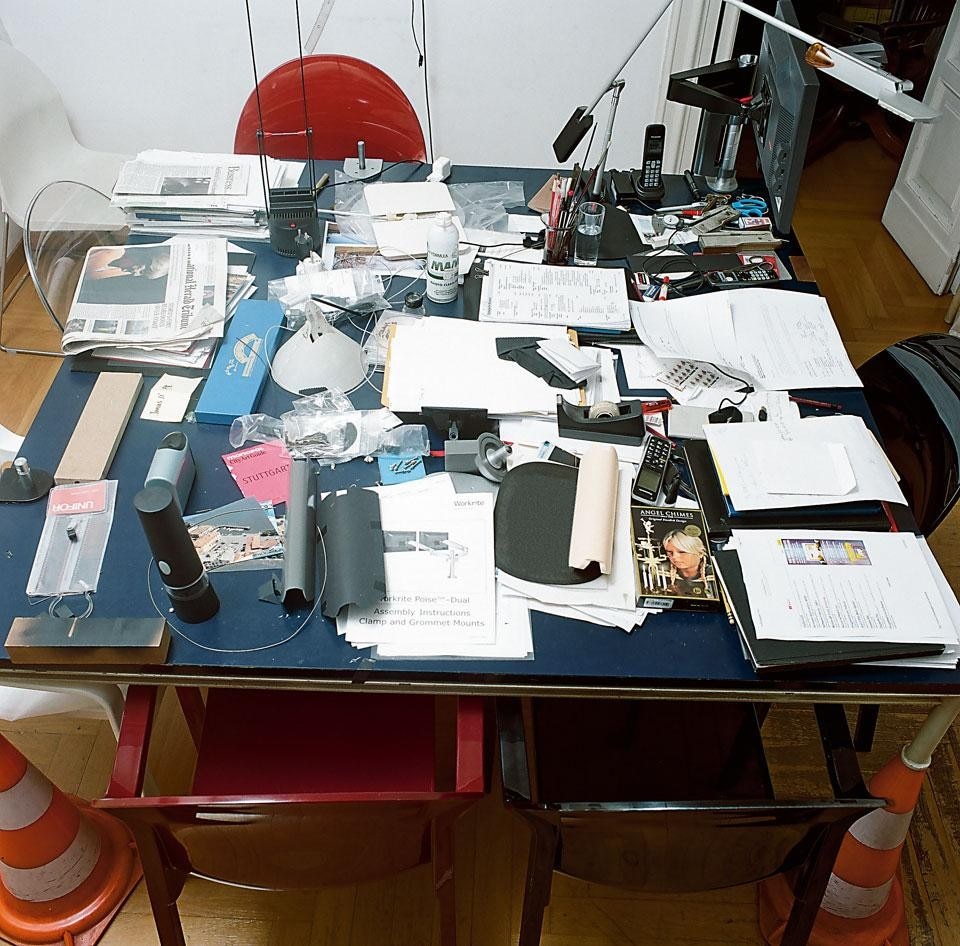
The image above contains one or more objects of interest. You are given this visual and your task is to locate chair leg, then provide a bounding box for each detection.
[0,206,61,358]
[174,687,206,749]
[127,821,189,946]
[779,819,852,946]
[518,816,559,946]
[854,705,880,753]
[432,811,459,946]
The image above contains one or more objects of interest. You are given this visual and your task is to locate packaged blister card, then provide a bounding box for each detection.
[26,480,118,598]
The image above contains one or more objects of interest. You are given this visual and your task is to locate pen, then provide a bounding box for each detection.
[315,172,330,193]
[789,396,844,411]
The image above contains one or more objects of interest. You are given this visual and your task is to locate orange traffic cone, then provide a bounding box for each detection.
[0,734,141,946]
[759,697,960,946]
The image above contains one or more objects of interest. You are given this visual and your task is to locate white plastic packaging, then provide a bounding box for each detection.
[425,212,459,303]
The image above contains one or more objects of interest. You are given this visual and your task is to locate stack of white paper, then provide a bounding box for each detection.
[112,150,305,240]
[339,475,532,659]
[703,415,906,511]
[537,337,601,383]
[631,288,862,390]
[732,529,960,668]
[479,260,631,329]
[383,318,570,415]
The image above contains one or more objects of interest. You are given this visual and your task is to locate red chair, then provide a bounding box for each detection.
[234,54,427,161]
[96,686,485,946]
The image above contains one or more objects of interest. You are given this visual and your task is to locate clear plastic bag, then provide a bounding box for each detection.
[448,181,526,231]
[268,267,389,329]
[374,425,430,457]
[332,172,376,243]
[229,413,285,449]
[282,406,402,461]
[229,390,355,449]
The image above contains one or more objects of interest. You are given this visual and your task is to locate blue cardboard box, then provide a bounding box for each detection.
[194,299,284,425]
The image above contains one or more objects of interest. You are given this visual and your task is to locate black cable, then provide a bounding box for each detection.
[702,360,753,392]
[717,391,752,410]
[319,160,421,193]
[420,0,435,163]
[410,0,424,65]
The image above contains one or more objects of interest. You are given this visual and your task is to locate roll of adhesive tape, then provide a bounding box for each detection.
[568,445,618,574]
[588,401,619,420]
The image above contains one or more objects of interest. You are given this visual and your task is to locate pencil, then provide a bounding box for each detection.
[719,586,735,625]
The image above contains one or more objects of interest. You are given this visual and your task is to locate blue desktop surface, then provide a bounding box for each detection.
[1,163,956,699]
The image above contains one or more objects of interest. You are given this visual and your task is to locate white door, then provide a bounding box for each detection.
[883,2,960,294]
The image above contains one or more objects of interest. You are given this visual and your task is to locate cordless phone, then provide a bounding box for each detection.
[633,124,666,202]
[632,434,672,504]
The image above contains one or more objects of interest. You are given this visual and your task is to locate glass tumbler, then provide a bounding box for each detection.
[573,201,605,266]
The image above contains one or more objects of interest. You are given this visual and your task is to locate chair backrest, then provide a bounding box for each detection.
[234,54,427,162]
[524,800,877,892]
[105,797,468,889]
[97,686,485,890]
[0,43,80,223]
[498,697,882,893]
[25,180,129,330]
[859,333,960,535]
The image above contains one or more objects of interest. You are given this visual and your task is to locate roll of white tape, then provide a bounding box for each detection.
[588,401,619,420]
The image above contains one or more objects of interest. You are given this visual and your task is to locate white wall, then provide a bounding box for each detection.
[0,0,676,171]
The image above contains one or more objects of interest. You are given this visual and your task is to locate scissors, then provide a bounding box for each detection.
[732,195,767,216]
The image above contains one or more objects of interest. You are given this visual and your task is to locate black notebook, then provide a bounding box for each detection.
[713,549,944,674]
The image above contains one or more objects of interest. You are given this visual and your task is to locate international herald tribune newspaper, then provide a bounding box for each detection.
[61,238,228,355]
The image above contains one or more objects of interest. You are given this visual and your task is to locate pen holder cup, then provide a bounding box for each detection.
[542,222,575,266]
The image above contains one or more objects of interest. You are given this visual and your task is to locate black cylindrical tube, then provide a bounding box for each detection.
[134,484,220,623]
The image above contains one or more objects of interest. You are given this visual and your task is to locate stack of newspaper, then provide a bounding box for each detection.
[62,237,232,369]
[111,150,304,240]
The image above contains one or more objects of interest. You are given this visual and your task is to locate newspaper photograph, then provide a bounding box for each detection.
[114,159,251,196]
[61,238,228,355]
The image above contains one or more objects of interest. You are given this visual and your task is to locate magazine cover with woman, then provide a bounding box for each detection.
[631,505,721,610]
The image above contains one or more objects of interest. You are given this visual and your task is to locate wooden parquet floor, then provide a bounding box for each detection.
[0,138,958,945]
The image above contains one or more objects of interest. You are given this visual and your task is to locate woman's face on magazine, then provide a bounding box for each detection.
[664,539,700,577]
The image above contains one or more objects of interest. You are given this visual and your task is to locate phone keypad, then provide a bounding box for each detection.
[642,160,661,187]
[633,436,672,502]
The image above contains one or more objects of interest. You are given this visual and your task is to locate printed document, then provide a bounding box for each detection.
[340,476,499,655]
[732,530,960,646]
[479,260,630,329]
[703,414,906,511]
[630,289,861,390]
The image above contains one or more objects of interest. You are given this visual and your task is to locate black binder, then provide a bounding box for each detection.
[713,549,944,674]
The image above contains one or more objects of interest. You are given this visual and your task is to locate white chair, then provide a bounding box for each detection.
[0,41,130,356]
[0,421,23,466]
[0,681,124,738]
